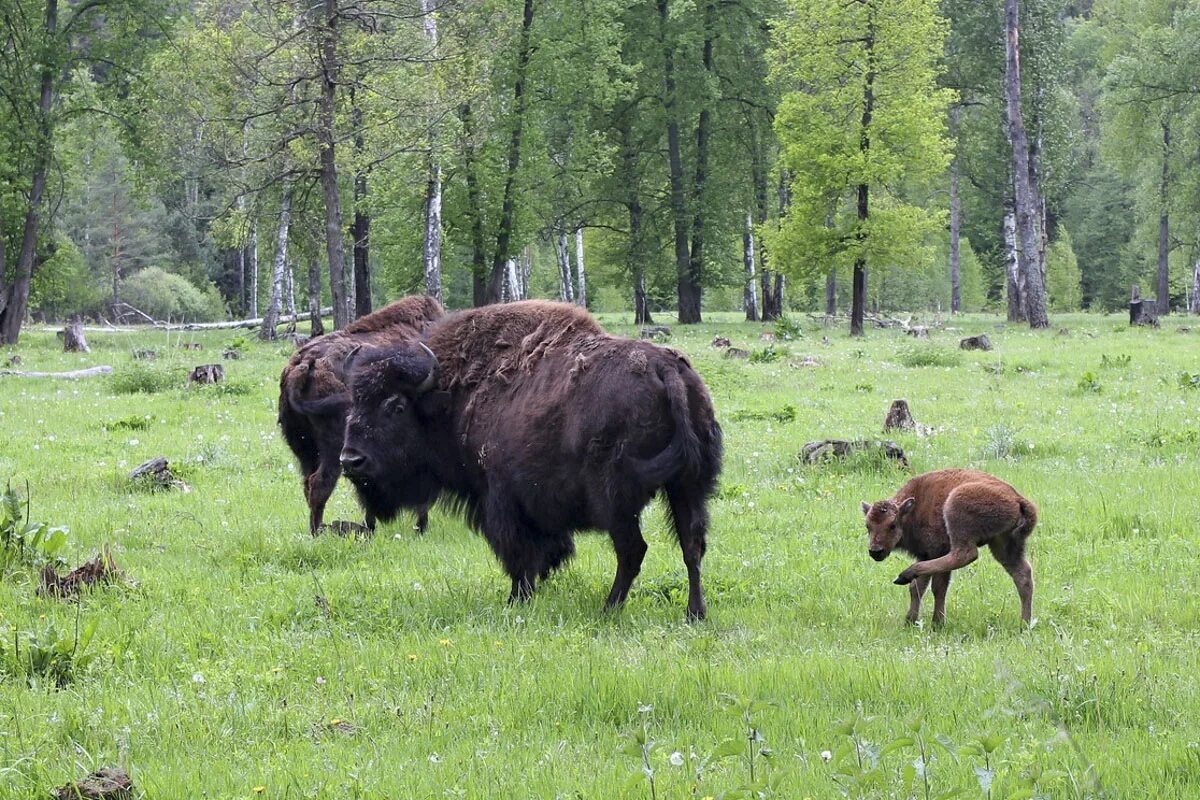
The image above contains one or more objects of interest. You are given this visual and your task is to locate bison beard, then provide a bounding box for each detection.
[340,301,723,620]
[278,295,444,534]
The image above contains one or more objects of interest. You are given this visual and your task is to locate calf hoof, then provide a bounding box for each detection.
[686,602,707,623]
[905,612,919,625]
[894,572,915,586]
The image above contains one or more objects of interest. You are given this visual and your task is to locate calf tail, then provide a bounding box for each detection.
[1015,497,1038,538]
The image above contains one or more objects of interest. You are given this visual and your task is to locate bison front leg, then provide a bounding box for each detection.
[482,489,539,604]
[667,485,710,622]
[605,518,649,611]
[906,575,931,624]
[306,458,341,535]
[895,544,978,585]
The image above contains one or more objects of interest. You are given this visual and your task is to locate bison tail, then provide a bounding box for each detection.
[628,366,708,490]
[1016,497,1038,538]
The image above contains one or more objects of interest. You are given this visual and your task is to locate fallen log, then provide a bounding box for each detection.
[0,366,113,379]
[157,307,333,331]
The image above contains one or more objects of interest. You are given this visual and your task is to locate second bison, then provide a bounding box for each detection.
[338,301,723,620]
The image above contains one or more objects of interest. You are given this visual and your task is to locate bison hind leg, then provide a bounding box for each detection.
[665,483,710,622]
[604,518,649,611]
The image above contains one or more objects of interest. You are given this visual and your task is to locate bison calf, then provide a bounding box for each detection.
[861,469,1037,625]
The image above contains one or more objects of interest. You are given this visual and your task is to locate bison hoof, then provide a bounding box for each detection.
[894,573,915,586]
[686,605,707,623]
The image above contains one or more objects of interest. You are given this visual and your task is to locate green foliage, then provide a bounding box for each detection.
[0,483,68,573]
[1099,353,1131,368]
[0,617,98,689]
[1178,372,1200,390]
[774,317,804,341]
[120,267,226,323]
[749,345,785,364]
[770,0,954,291]
[1046,228,1083,311]
[108,361,179,394]
[730,405,797,424]
[899,346,962,368]
[979,424,1036,460]
[1077,370,1102,393]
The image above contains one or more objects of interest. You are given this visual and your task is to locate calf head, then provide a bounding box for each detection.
[339,342,447,520]
[861,497,916,560]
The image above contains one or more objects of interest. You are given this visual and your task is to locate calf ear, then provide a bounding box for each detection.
[417,390,452,419]
[898,497,917,515]
[861,501,871,515]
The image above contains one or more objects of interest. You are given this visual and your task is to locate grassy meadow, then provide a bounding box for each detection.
[1,310,1198,798]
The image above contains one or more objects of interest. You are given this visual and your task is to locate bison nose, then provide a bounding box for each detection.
[869,548,888,562]
[340,448,368,474]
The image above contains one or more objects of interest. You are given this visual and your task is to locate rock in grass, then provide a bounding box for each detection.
[639,325,672,340]
[800,439,909,467]
[53,767,133,799]
[724,347,749,360]
[129,457,190,492]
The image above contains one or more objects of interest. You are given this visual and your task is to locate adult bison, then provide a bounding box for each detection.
[338,301,723,620]
[278,295,444,534]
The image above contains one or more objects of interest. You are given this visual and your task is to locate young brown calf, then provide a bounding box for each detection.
[861,469,1037,625]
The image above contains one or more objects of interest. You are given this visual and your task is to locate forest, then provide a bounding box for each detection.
[2,0,1199,342]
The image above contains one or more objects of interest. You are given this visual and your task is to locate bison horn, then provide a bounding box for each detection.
[340,344,365,383]
[414,342,439,394]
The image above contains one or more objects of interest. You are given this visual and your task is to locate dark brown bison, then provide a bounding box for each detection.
[338,301,723,620]
[278,295,444,534]
[862,468,1038,625]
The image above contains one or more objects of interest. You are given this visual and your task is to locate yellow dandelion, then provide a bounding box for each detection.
[439,638,451,646]
[253,787,266,794]
[408,654,418,661]
[494,640,503,648]
[330,718,342,726]
[270,667,283,674]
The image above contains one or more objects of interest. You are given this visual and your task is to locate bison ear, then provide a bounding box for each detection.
[416,390,451,419]
[860,501,871,516]
[898,497,917,515]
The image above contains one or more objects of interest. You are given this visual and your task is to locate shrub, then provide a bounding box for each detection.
[109,362,178,394]
[898,346,961,368]
[0,482,68,573]
[121,267,226,322]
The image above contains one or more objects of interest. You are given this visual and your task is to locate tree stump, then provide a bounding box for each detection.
[905,326,929,339]
[760,331,776,342]
[799,439,909,468]
[40,547,124,598]
[710,336,731,349]
[188,364,224,385]
[132,349,157,360]
[959,334,992,351]
[129,457,189,492]
[181,342,203,351]
[53,767,133,800]
[639,325,672,340]
[883,399,932,435]
[724,347,749,360]
[222,349,241,360]
[62,316,90,353]
[1129,286,1160,327]
[4,354,21,367]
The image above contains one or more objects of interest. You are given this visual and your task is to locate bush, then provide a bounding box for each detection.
[120,267,226,322]
[108,362,179,394]
[898,346,961,368]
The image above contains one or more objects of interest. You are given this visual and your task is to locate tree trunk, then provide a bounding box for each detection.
[1004,203,1025,322]
[236,247,246,317]
[318,0,351,329]
[351,90,372,319]
[574,227,587,308]
[486,0,535,304]
[555,230,574,303]
[248,223,259,319]
[421,0,443,303]
[743,212,759,321]
[308,256,325,336]
[1158,122,1170,315]
[260,185,292,341]
[1003,0,1049,328]
[1191,247,1200,315]
[773,273,785,319]
[825,271,836,316]
[284,256,296,331]
[460,101,489,306]
[658,0,699,324]
[679,0,715,325]
[0,0,56,345]
[949,108,962,314]
[850,13,875,338]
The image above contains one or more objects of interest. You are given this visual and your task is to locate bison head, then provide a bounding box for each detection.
[339,342,446,521]
[861,497,915,561]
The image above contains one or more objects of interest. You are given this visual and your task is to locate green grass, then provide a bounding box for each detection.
[1,313,1198,798]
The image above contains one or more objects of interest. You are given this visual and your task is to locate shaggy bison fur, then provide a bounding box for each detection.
[278,295,444,534]
[339,301,723,620]
[862,469,1037,625]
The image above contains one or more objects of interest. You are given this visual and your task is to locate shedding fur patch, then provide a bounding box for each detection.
[627,349,649,374]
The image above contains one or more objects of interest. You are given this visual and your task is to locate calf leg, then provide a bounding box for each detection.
[894,545,978,585]
[906,575,931,624]
[306,460,341,535]
[931,572,951,626]
[990,537,1033,624]
[667,485,710,622]
[605,517,649,610]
